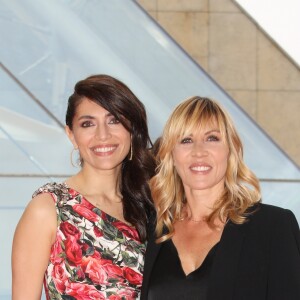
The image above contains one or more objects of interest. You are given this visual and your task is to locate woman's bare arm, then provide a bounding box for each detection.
[12,193,57,300]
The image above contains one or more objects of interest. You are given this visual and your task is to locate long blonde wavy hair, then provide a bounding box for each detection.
[151,96,261,243]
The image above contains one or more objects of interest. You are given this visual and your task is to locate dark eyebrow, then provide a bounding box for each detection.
[77,112,113,121]
[77,115,95,121]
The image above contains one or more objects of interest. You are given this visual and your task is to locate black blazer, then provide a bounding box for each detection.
[141,204,300,300]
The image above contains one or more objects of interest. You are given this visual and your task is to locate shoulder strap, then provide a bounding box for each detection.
[32,182,69,205]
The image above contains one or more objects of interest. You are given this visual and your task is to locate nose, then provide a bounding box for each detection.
[95,124,112,141]
[191,141,208,157]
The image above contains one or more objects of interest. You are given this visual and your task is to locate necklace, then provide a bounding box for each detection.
[179,216,205,223]
[187,217,204,223]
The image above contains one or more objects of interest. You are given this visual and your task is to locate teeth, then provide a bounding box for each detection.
[191,166,210,171]
[94,147,115,153]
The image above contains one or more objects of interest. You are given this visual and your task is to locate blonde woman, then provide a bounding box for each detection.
[141,96,300,300]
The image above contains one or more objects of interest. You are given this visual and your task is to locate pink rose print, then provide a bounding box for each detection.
[73,204,99,223]
[81,197,96,210]
[65,282,105,300]
[91,250,101,259]
[118,288,138,299]
[108,295,122,300]
[108,287,137,300]
[93,226,104,238]
[65,236,83,265]
[60,222,81,240]
[75,266,85,280]
[52,264,68,293]
[123,267,143,286]
[80,242,101,259]
[50,232,64,264]
[112,221,139,241]
[82,257,108,285]
[102,261,123,279]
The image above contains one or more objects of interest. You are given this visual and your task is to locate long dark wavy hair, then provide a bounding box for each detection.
[66,74,156,242]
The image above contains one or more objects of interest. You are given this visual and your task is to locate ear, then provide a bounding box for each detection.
[65,126,78,149]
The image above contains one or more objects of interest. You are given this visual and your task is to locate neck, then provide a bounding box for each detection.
[182,185,224,223]
[67,167,122,200]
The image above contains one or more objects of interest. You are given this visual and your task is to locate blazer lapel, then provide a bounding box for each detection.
[141,233,162,299]
[208,221,247,299]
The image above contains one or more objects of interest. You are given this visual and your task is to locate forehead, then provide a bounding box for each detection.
[180,117,221,136]
[75,98,109,116]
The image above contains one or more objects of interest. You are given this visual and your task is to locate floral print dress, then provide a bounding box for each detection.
[33,182,146,300]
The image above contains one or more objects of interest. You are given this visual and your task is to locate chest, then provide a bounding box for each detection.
[172,223,223,275]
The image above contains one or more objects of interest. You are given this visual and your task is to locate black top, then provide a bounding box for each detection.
[147,239,219,300]
[141,204,300,300]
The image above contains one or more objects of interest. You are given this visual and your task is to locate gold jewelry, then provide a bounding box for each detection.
[187,217,205,223]
[71,148,81,167]
[180,216,205,223]
[129,138,133,161]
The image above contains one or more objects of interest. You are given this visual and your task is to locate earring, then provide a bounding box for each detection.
[71,148,81,167]
[129,139,133,161]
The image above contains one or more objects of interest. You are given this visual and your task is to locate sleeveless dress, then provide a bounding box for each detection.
[33,182,146,300]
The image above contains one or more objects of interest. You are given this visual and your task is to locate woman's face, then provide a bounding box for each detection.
[66,97,131,172]
[172,121,229,195]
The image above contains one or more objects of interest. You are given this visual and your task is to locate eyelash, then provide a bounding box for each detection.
[81,121,94,128]
[80,118,120,128]
[108,118,120,124]
[180,135,220,144]
[180,137,192,144]
[207,135,220,142]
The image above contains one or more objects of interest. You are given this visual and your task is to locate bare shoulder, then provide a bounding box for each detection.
[25,193,56,219]
[14,193,57,243]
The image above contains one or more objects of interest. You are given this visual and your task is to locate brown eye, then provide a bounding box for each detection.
[207,135,220,142]
[81,121,94,128]
[181,137,192,144]
[108,117,120,124]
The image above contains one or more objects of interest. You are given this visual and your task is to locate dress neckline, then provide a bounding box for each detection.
[62,182,136,229]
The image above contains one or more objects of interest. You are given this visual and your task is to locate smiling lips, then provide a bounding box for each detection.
[92,144,118,155]
[190,163,212,173]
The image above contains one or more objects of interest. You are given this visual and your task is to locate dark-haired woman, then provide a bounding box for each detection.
[12,75,155,299]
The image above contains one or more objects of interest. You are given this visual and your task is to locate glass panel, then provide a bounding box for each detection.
[261,181,300,224]
[0,68,74,175]
[0,107,75,175]
[0,67,58,125]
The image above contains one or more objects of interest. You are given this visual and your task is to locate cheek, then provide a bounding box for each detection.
[173,157,177,167]
[73,132,90,148]
[172,148,182,167]
[219,150,229,173]
[123,133,131,149]
[218,145,229,162]
[172,158,185,178]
